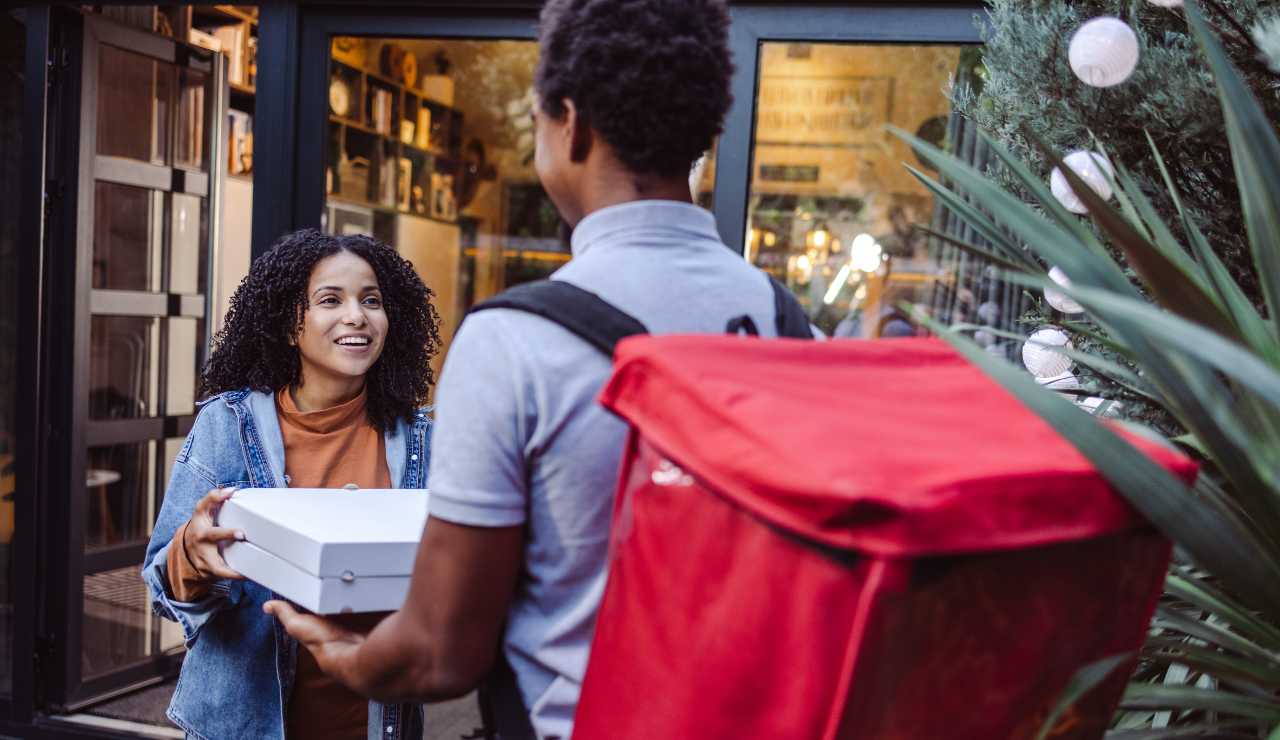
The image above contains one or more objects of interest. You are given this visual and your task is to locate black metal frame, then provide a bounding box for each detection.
[9,4,53,727]
[713,4,986,254]
[25,9,223,712]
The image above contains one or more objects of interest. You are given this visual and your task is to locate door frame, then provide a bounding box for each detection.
[8,4,55,726]
[39,10,226,710]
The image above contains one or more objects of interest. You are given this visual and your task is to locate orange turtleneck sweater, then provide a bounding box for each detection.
[167,387,391,739]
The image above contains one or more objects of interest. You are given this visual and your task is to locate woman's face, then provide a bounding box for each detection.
[295,251,388,388]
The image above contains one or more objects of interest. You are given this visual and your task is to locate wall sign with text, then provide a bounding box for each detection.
[755,75,895,148]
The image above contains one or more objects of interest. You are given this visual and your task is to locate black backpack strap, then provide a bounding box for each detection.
[725,314,761,336]
[468,280,649,357]
[768,275,815,339]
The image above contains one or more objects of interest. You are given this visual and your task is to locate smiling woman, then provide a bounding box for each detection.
[201,228,441,428]
[293,251,391,412]
[138,228,442,740]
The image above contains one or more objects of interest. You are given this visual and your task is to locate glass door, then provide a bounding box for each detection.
[57,14,224,707]
[318,31,544,374]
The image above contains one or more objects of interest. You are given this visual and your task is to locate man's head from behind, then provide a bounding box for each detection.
[533,0,734,225]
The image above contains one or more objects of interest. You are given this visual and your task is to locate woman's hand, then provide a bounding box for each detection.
[182,488,246,581]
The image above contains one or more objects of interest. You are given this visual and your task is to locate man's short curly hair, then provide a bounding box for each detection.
[535,0,734,178]
[201,229,441,431]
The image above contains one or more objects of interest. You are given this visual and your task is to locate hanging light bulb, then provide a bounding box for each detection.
[1022,326,1074,378]
[1044,266,1085,314]
[1050,150,1115,215]
[1069,17,1140,88]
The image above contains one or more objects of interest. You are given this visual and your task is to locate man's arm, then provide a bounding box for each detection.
[269,311,534,702]
[267,517,523,702]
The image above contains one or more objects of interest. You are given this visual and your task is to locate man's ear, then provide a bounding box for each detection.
[563,98,592,164]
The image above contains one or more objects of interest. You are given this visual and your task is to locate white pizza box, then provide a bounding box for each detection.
[223,540,411,614]
[218,488,428,579]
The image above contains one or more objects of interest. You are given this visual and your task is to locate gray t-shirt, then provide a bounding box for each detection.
[427,200,782,739]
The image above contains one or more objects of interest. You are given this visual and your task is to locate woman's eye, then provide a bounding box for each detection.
[363,297,383,307]
[318,296,339,306]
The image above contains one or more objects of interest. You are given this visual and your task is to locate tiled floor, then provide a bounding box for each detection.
[87,679,484,739]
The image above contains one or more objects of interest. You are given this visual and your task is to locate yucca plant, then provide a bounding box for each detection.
[892,1,1280,735]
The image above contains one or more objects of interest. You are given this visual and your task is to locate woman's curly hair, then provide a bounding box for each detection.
[535,0,734,178]
[201,229,441,431]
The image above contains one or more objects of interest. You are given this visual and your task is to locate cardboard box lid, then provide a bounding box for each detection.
[219,489,427,578]
[224,539,412,614]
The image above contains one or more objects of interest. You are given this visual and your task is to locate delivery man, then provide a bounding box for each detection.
[266,1,792,736]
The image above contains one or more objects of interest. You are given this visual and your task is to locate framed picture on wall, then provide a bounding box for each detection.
[327,201,374,236]
[431,173,456,222]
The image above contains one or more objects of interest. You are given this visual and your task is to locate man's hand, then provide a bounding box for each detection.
[264,601,366,690]
[262,519,523,703]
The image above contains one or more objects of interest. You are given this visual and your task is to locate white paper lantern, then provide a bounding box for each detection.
[1036,371,1081,392]
[1069,17,1140,88]
[976,301,1001,326]
[1146,0,1182,7]
[1050,150,1115,214]
[1022,326,1074,378]
[1044,266,1085,314]
[974,329,996,348]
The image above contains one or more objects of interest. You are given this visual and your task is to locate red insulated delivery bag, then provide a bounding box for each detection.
[573,336,1198,739]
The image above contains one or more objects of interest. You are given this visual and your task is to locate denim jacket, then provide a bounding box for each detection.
[141,389,431,740]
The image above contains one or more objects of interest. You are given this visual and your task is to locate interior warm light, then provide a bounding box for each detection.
[850,233,883,272]
[811,221,830,249]
[763,231,778,248]
[824,264,853,304]
[796,254,813,280]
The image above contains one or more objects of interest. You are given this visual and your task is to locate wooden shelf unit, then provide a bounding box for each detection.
[327,56,465,222]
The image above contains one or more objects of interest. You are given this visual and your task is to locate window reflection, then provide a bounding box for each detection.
[324,38,557,373]
[747,43,968,339]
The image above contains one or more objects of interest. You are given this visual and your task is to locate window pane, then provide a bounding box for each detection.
[86,441,156,550]
[90,316,159,421]
[324,38,555,380]
[175,67,207,170]
[0,7,24,697]
[166,318,201,417]
[97,45,172,164]
[82,563,172,680]
[93,182,162,292]
[169,192,207,295]
[746,43,965,338]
